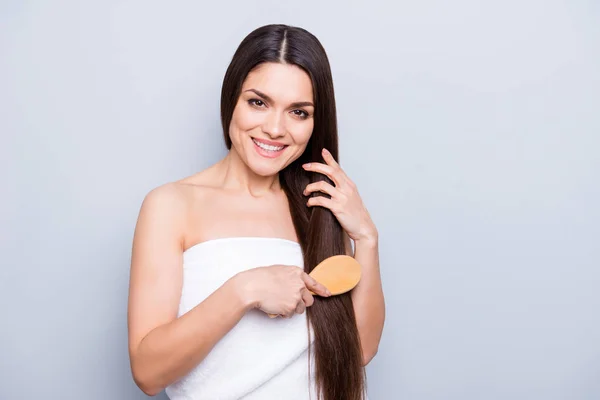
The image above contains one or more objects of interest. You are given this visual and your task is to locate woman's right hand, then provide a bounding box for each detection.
[236,265,331,317]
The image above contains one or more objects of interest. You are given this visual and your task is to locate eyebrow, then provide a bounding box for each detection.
[243,88,314,108]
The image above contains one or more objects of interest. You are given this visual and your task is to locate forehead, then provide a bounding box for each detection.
[242,62,314,103]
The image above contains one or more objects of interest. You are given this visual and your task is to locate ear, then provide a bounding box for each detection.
[343,231,355,257]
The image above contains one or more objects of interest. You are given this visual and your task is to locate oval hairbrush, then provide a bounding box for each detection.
[268,255,361,318]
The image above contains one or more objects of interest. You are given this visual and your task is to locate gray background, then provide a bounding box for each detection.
[1,1,599,399]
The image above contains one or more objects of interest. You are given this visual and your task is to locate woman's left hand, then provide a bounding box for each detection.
[303,148,378,243]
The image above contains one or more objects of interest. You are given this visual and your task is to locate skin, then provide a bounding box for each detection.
[127,62,385,396]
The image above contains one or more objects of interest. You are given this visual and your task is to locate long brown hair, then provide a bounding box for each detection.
[220,24,365,399]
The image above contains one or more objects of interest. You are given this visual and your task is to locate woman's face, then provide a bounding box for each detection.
[229,62,315,177]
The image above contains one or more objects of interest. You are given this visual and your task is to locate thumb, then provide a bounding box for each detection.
[302,273,331,297]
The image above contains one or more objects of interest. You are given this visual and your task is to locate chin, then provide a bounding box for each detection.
[246,157,285,177]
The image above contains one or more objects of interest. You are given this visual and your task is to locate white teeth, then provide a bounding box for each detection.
[253,139,285,152]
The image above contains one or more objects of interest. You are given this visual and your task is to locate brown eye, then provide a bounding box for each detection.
[248,99,265,107]
[292,109,309,119]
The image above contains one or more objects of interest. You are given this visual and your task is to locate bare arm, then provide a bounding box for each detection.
[346,231,385,366]
[127,185,252,395]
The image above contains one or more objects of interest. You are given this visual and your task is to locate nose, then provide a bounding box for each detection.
[262,110,286,138]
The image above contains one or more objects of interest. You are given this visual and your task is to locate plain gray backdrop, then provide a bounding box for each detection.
[1,1,599,399]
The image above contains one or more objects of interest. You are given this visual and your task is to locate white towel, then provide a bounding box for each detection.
[165,237,318,400]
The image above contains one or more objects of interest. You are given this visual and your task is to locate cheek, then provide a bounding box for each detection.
[289,120,314,145]
[231,104,262,133]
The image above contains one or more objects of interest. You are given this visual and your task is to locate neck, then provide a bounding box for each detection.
[217,147,281,197]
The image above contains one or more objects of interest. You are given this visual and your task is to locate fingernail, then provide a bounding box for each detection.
[303,163,311,168]
[326,289,332,296]
[323,148,329,155]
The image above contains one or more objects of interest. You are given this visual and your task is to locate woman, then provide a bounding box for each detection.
[127,24,385,400]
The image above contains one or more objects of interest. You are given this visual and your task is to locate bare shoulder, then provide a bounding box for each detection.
[139,164,220,212]
[138,182,191,223]
[135,169,220,237]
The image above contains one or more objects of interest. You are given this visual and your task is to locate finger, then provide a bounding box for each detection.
[304,181,339,198]
[302,162,341,186]
[301,288,314,308]
[307,196,336,212]
[302,272,331,297]
[321,148,341,169]
[322,148,356,189]
[295,300,306,315]
[322,148,349,182]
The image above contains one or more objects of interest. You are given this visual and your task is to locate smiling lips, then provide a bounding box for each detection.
[252,137,288,158]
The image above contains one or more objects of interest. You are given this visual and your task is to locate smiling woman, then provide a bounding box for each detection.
[127,24,385,400]
[230,63,315,168]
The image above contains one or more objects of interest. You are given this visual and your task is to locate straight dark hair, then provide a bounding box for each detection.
[220,24,366,400]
